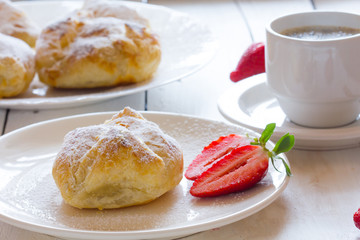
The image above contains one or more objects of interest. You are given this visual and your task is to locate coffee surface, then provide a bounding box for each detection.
[281,25,360,40]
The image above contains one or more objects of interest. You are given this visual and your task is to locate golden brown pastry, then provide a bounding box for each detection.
[35,0,161,88]
[0,33,35,98]
[52,107,183,209]
[0,0,40,47]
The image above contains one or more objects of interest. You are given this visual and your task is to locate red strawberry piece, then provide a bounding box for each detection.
[354,208,360,229]
[230,42,265,82]
[190,145,269,197]
[187,123,294,198]
[185,134,251,180]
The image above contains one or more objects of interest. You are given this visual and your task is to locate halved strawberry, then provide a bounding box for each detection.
[188,123,294,198]
[190,145,268,197]
[185,134,251,180]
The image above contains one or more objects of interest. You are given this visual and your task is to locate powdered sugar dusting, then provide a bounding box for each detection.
[55,118,166,170]
[81,0,149,27]
[107,111,183,166]
[57,125,103,165]
[151,115,258,167]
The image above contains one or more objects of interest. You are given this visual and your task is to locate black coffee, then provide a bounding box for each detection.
[281,25,360,40]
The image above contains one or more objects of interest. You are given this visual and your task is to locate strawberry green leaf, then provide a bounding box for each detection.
[271,156,292,176]
[254,123,294,177]
[270,156,280,173]
[259,123,276,146]
[250,123,294,176]
[280,157,292,176]
[273,133,295,155]
[250,138,259,146]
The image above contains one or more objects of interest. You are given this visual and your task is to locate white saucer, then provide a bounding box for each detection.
[218,73,360,150]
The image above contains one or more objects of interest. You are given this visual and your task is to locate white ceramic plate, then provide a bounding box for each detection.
[0,1,216,110]
[0,112,289,240]
[218,73,360,150]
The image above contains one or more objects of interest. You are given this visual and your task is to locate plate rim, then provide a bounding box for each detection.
[0,111,290,240]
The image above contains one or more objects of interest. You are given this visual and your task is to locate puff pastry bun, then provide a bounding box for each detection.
[36,0,161,88]
[0,0,39,47]
[52,107,183,209]
[0,33,35,98]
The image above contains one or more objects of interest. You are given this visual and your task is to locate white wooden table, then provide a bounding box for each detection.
[1,0,360,239]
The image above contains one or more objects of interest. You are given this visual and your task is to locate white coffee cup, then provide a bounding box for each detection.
[266,11,360,128]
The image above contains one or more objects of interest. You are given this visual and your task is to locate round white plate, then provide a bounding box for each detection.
[0,111,289,240]
[0,1,216,110]
[218,73,360,150]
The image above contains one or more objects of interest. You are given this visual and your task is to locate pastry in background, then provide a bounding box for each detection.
[0,33,35,98]
[52,107,183,209]
[35,0,161,88]
[0,0,40,47]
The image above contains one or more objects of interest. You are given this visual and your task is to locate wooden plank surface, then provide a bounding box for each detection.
[147,0,251,120]
[237,0,314,41]
[314,0,360,11]
[3,93,145,134]
[2,0,360,240]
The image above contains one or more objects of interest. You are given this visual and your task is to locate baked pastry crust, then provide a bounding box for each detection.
[52,107,183,209]
[0,0,39,47]
[0,33,35,98]
[36,1,161,88]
